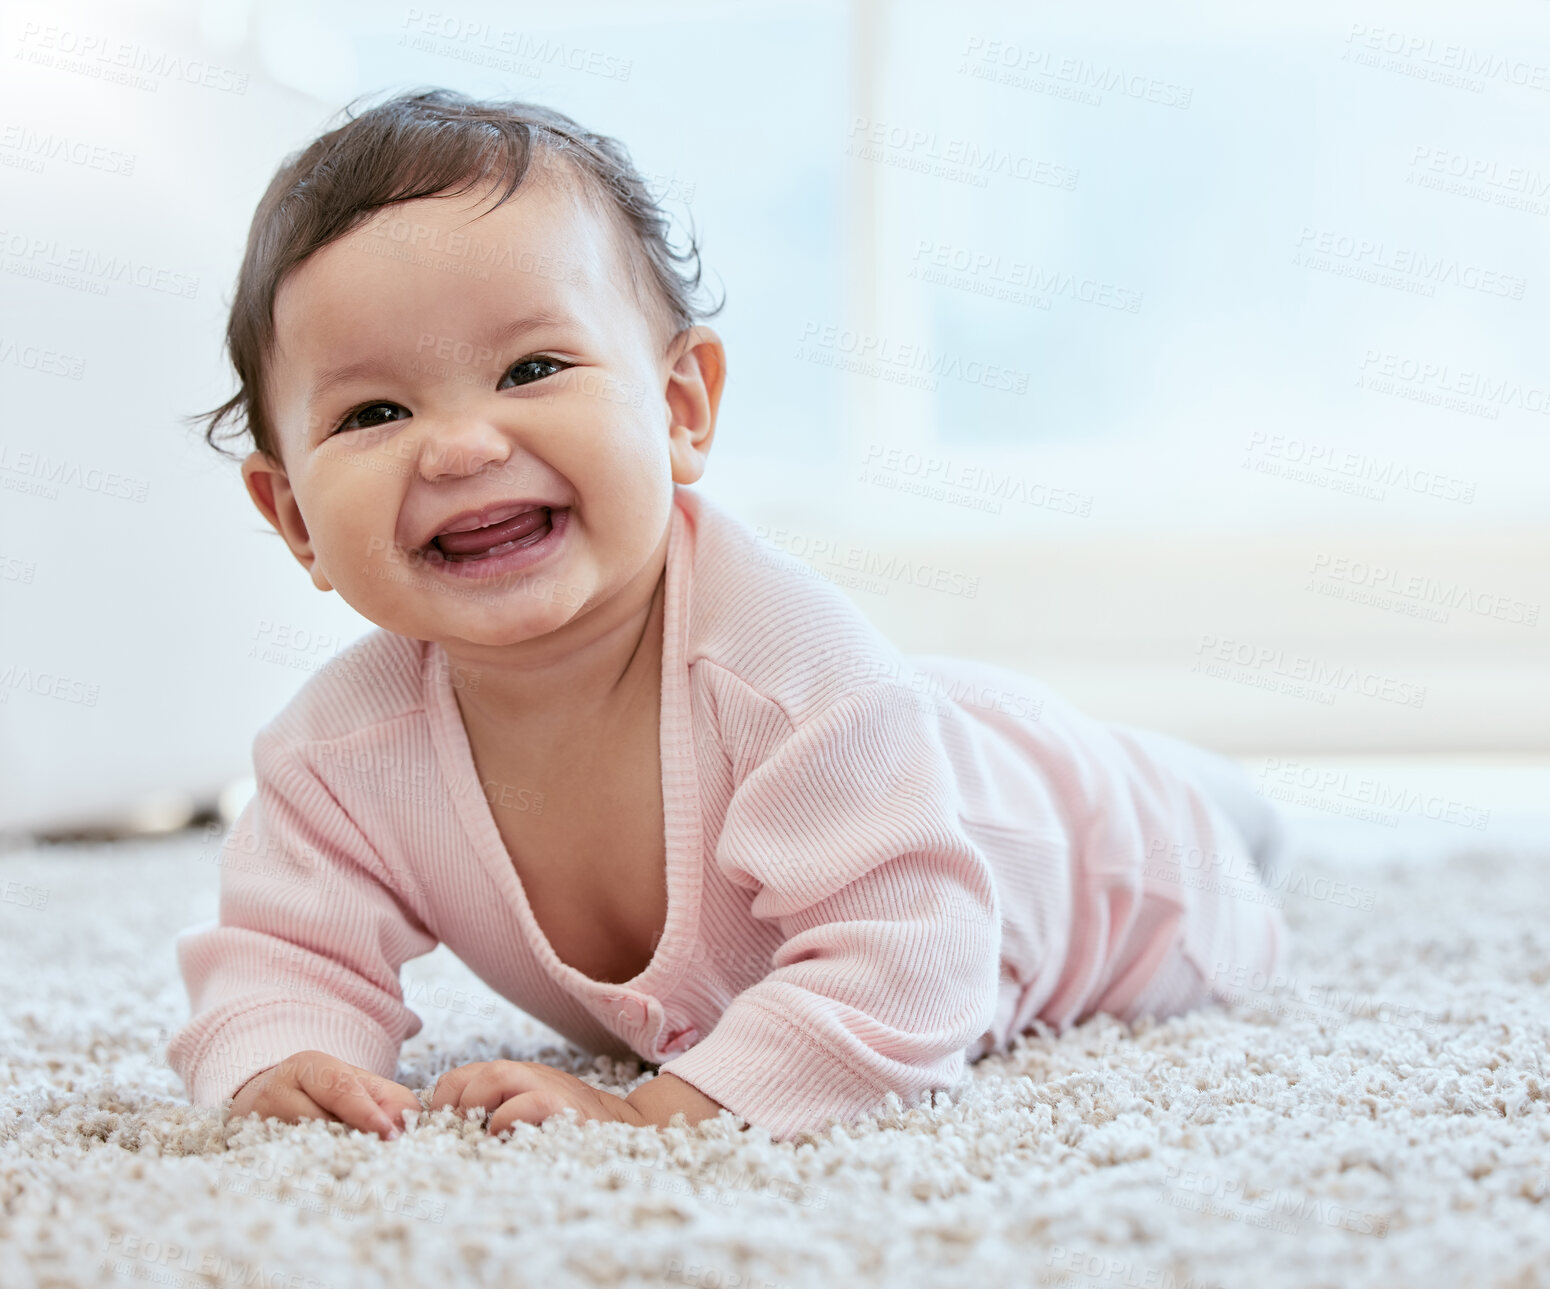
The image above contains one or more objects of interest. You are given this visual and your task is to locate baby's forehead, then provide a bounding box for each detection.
[364,173,618,290]
[275,174,634,342]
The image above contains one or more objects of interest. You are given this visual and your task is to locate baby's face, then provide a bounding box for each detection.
[255,170,717,650]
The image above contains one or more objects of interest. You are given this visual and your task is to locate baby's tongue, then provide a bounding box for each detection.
[434,507,549,560]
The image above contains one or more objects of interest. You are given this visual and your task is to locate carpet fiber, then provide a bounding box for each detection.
[2,822,1548,1289]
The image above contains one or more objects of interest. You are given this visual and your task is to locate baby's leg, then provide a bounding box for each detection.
[1087,723,1293,1028]
[1107,725,1290,886]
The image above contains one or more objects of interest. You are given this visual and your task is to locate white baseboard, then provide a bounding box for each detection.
[782,527,1550,754]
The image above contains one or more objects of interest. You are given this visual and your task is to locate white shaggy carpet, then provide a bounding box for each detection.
[2,820,1549,1289]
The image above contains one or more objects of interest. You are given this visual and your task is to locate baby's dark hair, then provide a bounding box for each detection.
[195,87,721,460]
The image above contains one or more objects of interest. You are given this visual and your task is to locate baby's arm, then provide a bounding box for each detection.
[167,729,437,1128]
[623,1072,727,1127]
[655,681,1002,1141]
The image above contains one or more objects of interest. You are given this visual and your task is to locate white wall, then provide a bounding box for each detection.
[2,0,1546,834]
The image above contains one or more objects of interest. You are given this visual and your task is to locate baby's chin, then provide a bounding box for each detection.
[431,610,585,652]
[326,574,585,650]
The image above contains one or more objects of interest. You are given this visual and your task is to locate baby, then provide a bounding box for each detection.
[168,89,1290,1144]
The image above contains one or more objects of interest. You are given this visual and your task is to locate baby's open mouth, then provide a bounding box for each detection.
[430,505,557,562]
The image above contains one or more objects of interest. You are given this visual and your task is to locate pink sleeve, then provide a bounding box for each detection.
[659,684,1001,1141]
[166,730,437,1105]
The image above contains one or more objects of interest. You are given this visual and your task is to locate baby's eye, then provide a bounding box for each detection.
[498,356,569,389]
[334,402,410,434]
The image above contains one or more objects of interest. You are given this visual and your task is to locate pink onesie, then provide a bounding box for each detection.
[168,484,1287,1141]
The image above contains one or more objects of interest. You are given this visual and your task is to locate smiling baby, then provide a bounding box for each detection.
[167,89,1290,1143]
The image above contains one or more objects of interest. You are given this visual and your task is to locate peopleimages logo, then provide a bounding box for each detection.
[0,124,136,176]
[1241,431,1476,505]
[910,239,1144,313]
[960,36,1194,110]
[754,526,981,599]
[1409,147,1550,198]
[1358,349,1550,417]
[0,336,85,380]
[398,9,633,82]
[1258,757,1491,831]
[797,321,1030,393]
[0,662,100,707]
[1192,634,1427,709]
[1158,1165,1390,1238]
[15,21,250,94]
[1307,553,1540,627]
[0,229,199,299]
[1344,23,1550,93]
[858,444,1093,518]
[1292,227,1525,299]
[847,115,1079,190]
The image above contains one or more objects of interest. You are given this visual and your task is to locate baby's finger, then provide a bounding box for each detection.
[428,1062,489,1112]
[297,1060,403,1139]
[239,1084,339,1127]
[368,1077,423,1132]
[454,1064,547,1116]
[488,1089,572,1136]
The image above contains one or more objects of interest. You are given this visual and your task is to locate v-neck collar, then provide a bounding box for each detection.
[422,492,703,1006]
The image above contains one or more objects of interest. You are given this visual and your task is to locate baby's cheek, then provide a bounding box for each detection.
[315,517,414,626]
[309,471,395,566]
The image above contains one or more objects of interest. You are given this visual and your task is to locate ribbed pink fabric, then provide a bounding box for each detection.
[168,485,1287,1141]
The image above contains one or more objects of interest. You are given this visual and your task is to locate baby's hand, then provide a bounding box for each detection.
[429,1060,645,1134]
[228,1050,421,1140]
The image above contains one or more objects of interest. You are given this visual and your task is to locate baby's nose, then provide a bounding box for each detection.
[415,420,515,481]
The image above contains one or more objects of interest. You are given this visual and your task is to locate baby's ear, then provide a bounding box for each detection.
[241,452,333,592]
[664,326,725,485]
